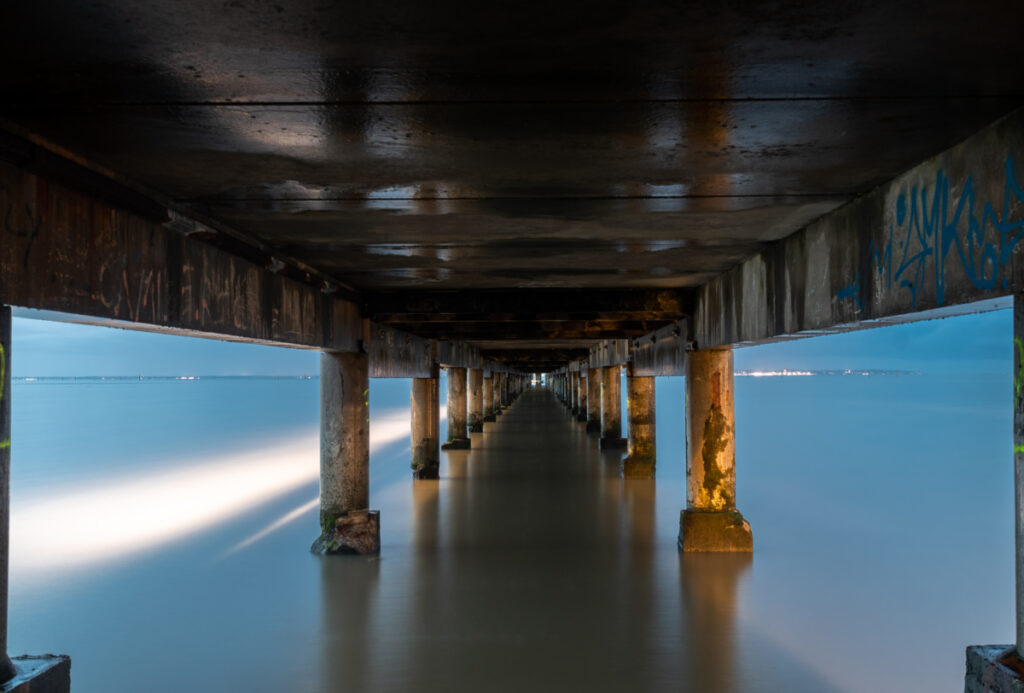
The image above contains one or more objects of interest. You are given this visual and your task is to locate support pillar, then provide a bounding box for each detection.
[586,368,602,433]
[964,293,1024,690]
[623,363,656,479]
[499,372,509,410]
[678,348,752,552]
[468,368,484,433]
[577,371,589,422]
[0,307,71,689]
[570,372,579,416]
[411,364,440,479]
[493,372,503,416]
[442,366,470,450]
[599,365,626,450]
[313,349,378,555]
[483,375,495,422]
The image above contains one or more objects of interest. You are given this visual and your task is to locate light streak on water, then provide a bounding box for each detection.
[10,406,440,577]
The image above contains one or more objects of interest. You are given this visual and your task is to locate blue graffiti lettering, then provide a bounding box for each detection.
[836,155,1024,311]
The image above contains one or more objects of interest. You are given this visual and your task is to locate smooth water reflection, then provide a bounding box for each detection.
[7,375,1014,692]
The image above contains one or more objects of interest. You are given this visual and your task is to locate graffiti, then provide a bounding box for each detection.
[3,198,42,269]
[837,155,1024,311]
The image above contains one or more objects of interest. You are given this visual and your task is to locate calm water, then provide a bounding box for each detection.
[5,373,1013,692]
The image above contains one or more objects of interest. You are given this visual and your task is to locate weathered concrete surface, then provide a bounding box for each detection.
[467,368,483,433]
[696,108,1024,349]
[965,646,1024,693]
[411,367,440,479]
[576,371,589,422]
[623,367,656,479]
[483,375,495,422]
[368,323,435,378]
[586,369,602,433]
[442,367,470,450]
[313,351,372,554]
[0,160,363,351]
[632,320,689,376]
[680,348,752,552]
[1,655,70,693]
[315,509,380,556]
[599,366,626,450]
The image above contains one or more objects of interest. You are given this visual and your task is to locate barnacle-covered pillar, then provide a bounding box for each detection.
[679,348,752,552]
[442,366,470,450]
[623,363,656,479]
[313,349,378,555]
[411,364,440,479]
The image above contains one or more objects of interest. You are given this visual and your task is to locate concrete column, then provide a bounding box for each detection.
[599,365,626,450]
[577,371,589,422]
[624,363,656,479]
[468,368,484,433]
[442,366,470,450]
[679,348,752,552]
[493,372,503,416]
[571,372,580,415]
[0,308,15,683]
[586,369,602,433]
[483,375,495,422]
[411,364,440,479]
[500,372,509,409]
[313,350,378,555]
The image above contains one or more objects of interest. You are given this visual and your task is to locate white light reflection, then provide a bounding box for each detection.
[11,407,429,577]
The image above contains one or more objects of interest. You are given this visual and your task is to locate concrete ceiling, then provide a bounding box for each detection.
[2,0,1022,361]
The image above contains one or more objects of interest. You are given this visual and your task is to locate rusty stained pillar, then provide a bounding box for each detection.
[679,348,752,552]
[577,370,589,423]
[442,366,470,450]
[599,365,627,450]
[314,349,379,555]
[468,368,484,433]
[483,374,495,422]
[623,363,656,479]
[411,364,440,479]
[586,368,602,433]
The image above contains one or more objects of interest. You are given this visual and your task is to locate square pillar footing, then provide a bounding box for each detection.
[965,646,1024,692]
[2,655,71,693]
[311,509,380,555]
[678,509,753,552]
[441,438,471,450]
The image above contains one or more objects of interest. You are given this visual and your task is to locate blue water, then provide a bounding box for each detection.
[3,369,1014,692]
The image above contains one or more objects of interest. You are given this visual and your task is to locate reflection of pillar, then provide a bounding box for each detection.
[468,368,484,433]
[442,366,470,450]
[965,294,1024,687]
[679,348,752,552]
[577,371,589,423]
[411,364,440,479]
[314,350,378,555]
[681,553,751,691]
[624,364,656,479]
[587,369,602,433]
[599,366,626,450]
[483,375,495,422]
[319,551,380,691]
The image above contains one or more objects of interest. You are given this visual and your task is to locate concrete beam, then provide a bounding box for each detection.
[378,320,665,340]
[695,108,1024,348]
[588,340,630,369]
[0,159,362,351]
[631,320,690,376]
[366,289,690,323]
[367,323,435,378]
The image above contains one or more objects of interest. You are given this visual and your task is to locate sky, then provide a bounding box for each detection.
[7,307,1012,377]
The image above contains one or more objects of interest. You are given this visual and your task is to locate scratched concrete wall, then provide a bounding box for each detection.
[0,160,362,351]
[696,108,1024,348]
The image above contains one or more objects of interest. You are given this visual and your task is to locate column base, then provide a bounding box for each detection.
[441,438,471,450]
[965,646,1024,692]
[678,509,753,552]
[586,419,602,433]
[483,415,496,422]
[412,464,439,480]
[622,456,655,479]
[311,509,380,555]
[1,655,70,693]
[469,422,484,433]
[599,436,627,450]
